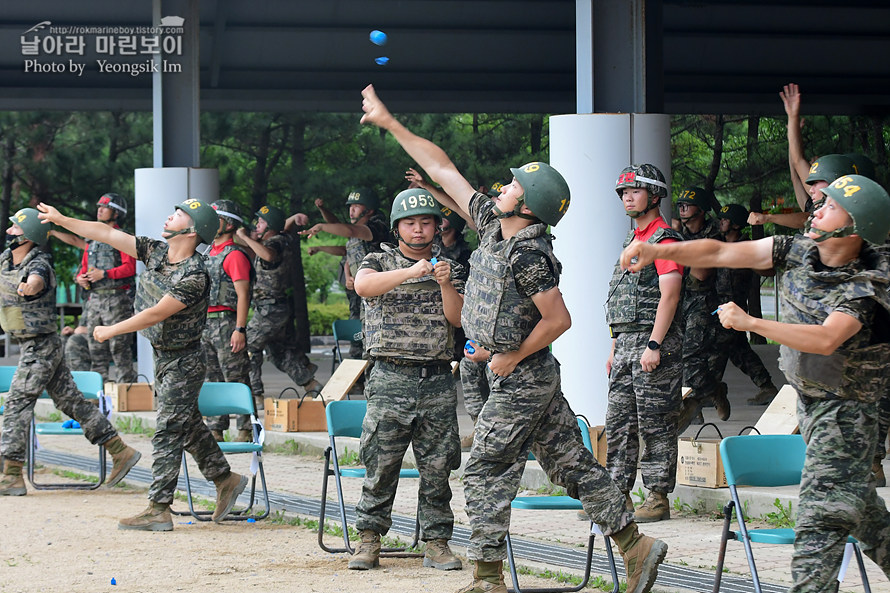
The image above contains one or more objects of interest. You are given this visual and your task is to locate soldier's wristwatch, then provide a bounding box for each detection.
[647,340,661,351]
[235,326,247,333]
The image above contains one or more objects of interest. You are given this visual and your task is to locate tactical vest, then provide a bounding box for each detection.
[346,211,387,275]
[778,237,890,403]
[0,248,57,338]
[681,218,721,292]
[134,243,208,350]
[87,239,130,291]
[606,226,682,333]
[206,243,252,309]
[362,245,454,362]
[462,223,559,353]
[253,234,292,303]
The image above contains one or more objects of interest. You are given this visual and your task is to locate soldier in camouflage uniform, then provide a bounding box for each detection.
[360,84,668,593]
[347,188,464,572]
[302,189,390,360]
[712,204,779,406]
[675,186,731,429]
[202,200,254,442]
[38,199,247,530]
[621,174,890,592]
[236,205,322,403]
[0,208,141,497]
[605,165,684,523]
[75,193,137,383]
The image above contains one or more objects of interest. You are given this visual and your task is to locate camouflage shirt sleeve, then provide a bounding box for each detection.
[771,235,794,269]
[258,235,285,269]
[468,192,498,241]
[168,269,209,308]
[136,235,162,266]
[512,248,558,298]
[25,252,54,286]
[358,251,384,273]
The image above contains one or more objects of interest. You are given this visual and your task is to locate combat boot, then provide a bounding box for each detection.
[0,459,26,496]
[210,430,225,442]
[747,384,778,406]
[302,378,324,397]
[624,491,635,513]
[454,560,506,593]
[348,529,381,570]
[874,456,887,488]
[677,398,704,433]
[423,538,463,570]
[235,429,253,442]
[212,471,247,523]
[118,501,173,531]
[634,491,670,523]
[713,382,731,421]
[104,436,142,487]
[613,523,668,593]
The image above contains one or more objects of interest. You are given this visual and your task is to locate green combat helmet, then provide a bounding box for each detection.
[439,204,466,233]
[174,198,219,244]
[345,187,380,210]
[717,203,749,228]
[255,204,286,233]
[97,193,128,221]
[844,153,876,180]
[9,208,48,246]
[805,154,856,185]
[676,186,717,216]
[615,164,667,218]
[390,188,442,248]
[507,162,571,226]
[816,175,890,244]
[487,181,506,198]
[212,199,244,229]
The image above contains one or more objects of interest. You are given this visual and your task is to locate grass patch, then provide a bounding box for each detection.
[264,439,307,456]
[517,564,626,592]
[114,416,155,436]
[337,446,361,466]
[270,510,421,551]
[763,498,795,528]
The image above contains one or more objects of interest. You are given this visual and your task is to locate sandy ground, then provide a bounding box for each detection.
[0,473,560,593]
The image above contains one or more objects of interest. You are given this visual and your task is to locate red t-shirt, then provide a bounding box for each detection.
[632,217,683,276]
[207,239,252,313]
[78,227,136,290]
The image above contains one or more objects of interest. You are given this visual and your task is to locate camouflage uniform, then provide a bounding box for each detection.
[81,239,136,383]
[605,221,684,494]
[0,247,118,464]
[345,210,389,359]
[354,245,463,540]
[64,331,93,372]
[247,233,315,400]
[462,194,633,561]
[135,237,231,504]
[712,253,776,391]
[768,235,890,591]
[202,240,252,432]
[679,218,723,409]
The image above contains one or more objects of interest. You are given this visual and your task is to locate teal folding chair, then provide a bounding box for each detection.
[505,416,619,593]
[175,382,270,521]
[331,318,363,374]
[27,370,107,490]
[0,364,15,415]
[714,434,871,592]
[318,399,421,556]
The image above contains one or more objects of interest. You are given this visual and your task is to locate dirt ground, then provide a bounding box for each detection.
[0,477,558,593]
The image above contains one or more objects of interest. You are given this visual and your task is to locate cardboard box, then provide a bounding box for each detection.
[677,434,727,488]
[105,382,155,412]
[264,398,299,432]
[588,425,608,467]
[296,397,327,432]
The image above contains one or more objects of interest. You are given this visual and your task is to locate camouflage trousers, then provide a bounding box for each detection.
[464,352,632,562]
[247,302,314,399]
[64,332,94,372]
[875,392,890,460]
[84,291,136,383]
[792,395,890,592]
[202,314,251,431]
[459,357,489,422]
[148,346,230,504]
[682,291,722,403]
[0,333,117,463]
[606,330,683,494]
[355,361,461,540]
[346,289,364,360]
[712,325,774,389]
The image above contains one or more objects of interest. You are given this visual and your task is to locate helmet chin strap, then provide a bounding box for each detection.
[6,235,27,250]
[164,227,196,239]
[395,231,434,250]
[810,225,855,243]
[626,196,659,219]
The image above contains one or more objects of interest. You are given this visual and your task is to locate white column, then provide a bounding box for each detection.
[550,113,671,425]
[133,167,219,381]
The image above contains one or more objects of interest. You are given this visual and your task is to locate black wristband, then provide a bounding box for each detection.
[235,326,247,334]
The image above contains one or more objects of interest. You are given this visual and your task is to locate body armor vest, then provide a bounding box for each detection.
[86,239,130,290]
[206,243,252,309]
[0,248,57,338]
[681,218,721,292]
[462,223,559,353]
[346,211,387,275]
[134,245,208,350]
[253,234,292,303]
[362,245,454,362]
[778,237,890,403]
[606,226,683,333]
